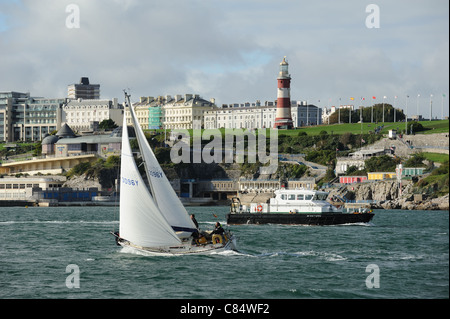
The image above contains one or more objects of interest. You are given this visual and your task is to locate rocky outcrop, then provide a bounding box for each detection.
[329,180,449,211]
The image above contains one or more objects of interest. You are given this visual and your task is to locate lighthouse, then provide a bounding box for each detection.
[274,57,293,129]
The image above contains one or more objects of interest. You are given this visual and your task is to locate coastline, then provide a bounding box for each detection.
[0,196,448,210]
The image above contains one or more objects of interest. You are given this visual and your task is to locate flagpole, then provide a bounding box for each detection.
[443,94,446,119]
[394,96,397,122]
[306,99,309,126]
[430,94,433,121]
[317,100,320,125]
[349,98,352,124]
[371,97,375,123]
[417,94,420,118]
[382,96,386,123]
[405,95,409,135]
[338,98,341,124]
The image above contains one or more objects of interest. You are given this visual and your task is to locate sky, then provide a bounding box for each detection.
[0,0,448,119]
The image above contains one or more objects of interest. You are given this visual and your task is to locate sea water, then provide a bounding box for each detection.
[0,206,448,299]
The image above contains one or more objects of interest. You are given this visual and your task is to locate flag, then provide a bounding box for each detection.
[350,97,355,101]
[372,96,376,99]
[383,96,387,99]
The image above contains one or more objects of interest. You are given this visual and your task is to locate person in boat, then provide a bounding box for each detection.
[190,214,199,229]
[211,222,225,235]
[190,214,200,239]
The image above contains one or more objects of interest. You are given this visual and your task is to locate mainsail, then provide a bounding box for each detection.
[119,100,181,248]
[126,94,197,233]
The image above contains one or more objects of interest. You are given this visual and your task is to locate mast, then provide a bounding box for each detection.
[124,91,159,207]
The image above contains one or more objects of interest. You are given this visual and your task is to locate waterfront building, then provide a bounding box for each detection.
[162,94,216,130]
[0,92,65,142]
[367,172,397,180]
[128,96,165,130]
[0,176,66,201]
[274,57,293,129]
[339,176,368,184]
[24,97,65,141]
[63,98,123,133]
[335,149,385,175]
[126,94,215,130]
[0,124,122,175]
[67,77,100,100]
[203,101,321,129]
[0,92,30,142]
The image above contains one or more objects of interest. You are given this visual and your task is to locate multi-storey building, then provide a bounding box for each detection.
[162,94,216,130]
[203,101,322,129]
[126,94,216,130]
[0,91,30,142]
[24,97,65,141]
[128,96,165,130]
[67,77,100,100]
[62,98,123,132]
[0,92,66,142]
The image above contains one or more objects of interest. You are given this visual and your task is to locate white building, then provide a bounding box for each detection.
[162,94,216,130]
[63,98,123,132]
[125,94,216,130]
[0,176,66,201]
[204,101,322,129]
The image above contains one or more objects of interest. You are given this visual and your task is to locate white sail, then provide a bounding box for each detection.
[119,106,181,248]
[128,100,197,233]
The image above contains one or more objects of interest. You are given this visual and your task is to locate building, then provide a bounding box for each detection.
[129,96,166,130]
[125,94,215,130]
[42,123,122,159]
[0,176,66,201]
[0,92,30,142]
[274,57,293,129]
[335,149,385,175]
[0,92,66,142]
[67,77,100,100]
[339,176,368,184]
[63,98,123,132]
[162,94,216,130]
[203,101,321,129]
[367,172,396,180]
[0,124,123,176]
[24,97,65,141]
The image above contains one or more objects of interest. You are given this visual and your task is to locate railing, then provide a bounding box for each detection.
[1,152,98,164]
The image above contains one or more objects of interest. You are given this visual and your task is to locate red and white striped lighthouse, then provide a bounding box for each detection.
[274,57,293,129]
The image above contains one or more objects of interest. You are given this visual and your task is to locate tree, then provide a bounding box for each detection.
[365,155,400,172]
[99,119,118,130]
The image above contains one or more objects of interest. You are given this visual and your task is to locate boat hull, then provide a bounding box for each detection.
[226,212,374,226]
[117,235,237,256]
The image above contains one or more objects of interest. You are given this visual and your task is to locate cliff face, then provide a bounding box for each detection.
[329,180,449,211]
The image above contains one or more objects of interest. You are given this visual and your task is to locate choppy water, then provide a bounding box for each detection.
[0,206,448,299]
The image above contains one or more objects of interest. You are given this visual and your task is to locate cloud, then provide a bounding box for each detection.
[0,0,448,118]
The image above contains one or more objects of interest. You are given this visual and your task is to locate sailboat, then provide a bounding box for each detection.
[113,92,236,255]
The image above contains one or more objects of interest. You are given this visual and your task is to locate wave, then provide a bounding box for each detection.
[228,249,348,261]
